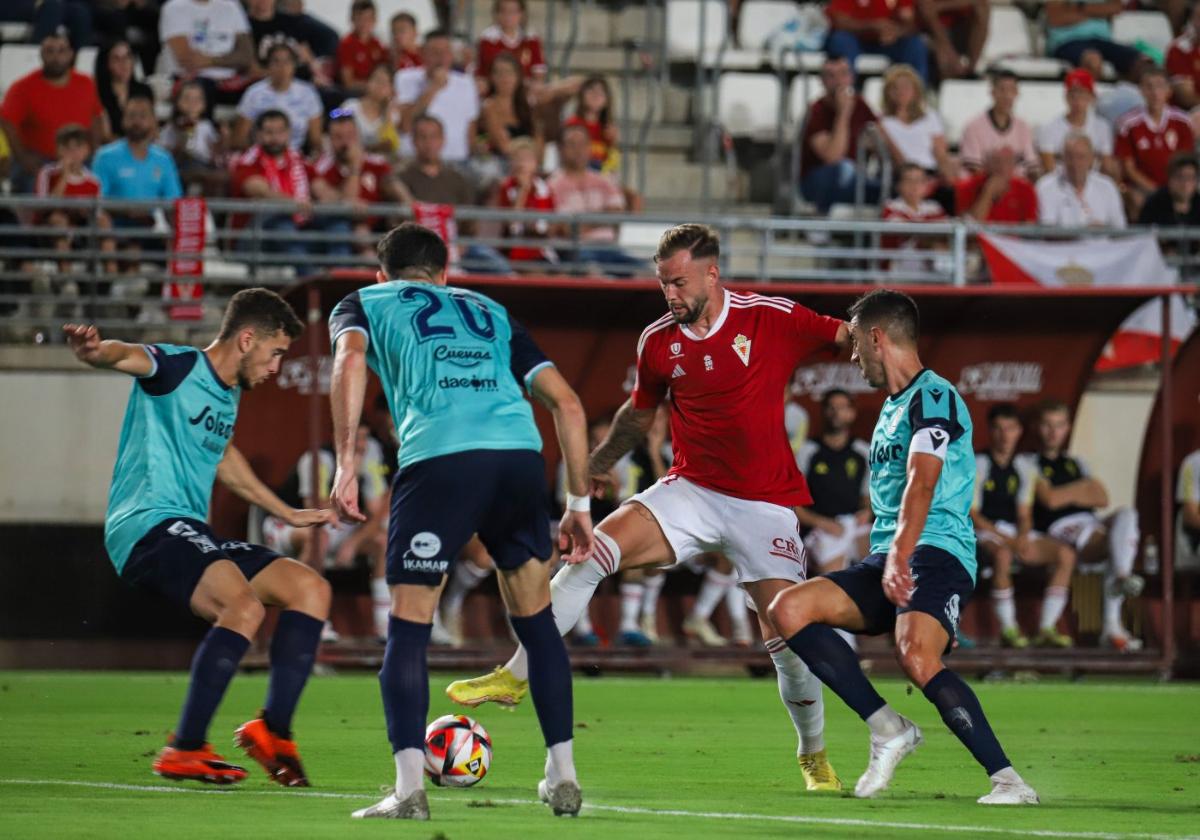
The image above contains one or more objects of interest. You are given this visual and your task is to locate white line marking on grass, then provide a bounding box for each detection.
[1,779,1196,840]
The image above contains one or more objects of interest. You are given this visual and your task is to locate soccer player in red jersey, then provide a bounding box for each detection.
[449,224,851,792]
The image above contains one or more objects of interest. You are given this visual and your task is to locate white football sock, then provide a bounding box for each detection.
[992,587,1017,632]
[865,705,906,739]
[394,747,425,798]
[619,581,644,633]
[545,740,577,785]
[371,577,390,638]
[640,573,666,620]
[1039,586,1069,632]
[1102,583,1125,635]
[504,530,617,681]
[725,583,753,640]
[766,638,825,755]
[691,568,734,620]
[1107,507,1139,579]
[443,559,491,618]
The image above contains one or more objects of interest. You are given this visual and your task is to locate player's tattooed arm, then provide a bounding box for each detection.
[62,324,154,376]
[589,397,656,477]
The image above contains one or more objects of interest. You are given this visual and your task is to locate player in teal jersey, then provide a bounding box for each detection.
[328,223,594,821]
[769,289,1039,805]
[64,289,336,788]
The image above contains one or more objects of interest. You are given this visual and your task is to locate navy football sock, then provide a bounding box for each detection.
[174,626,251,750]
[785,623,887,721]
[379,616,432,753]
[922,669,1011,776]
[510,606,573,747]
[263,610,323,738]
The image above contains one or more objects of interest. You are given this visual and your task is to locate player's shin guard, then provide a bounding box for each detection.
[379,617,432,755]
[510,606,576,783]
[263,610,323,737]
[921,669,1011,776]
[505,530,616,680]
[766,637,825,754]
[174,626,251,750]
[785,624,888,723]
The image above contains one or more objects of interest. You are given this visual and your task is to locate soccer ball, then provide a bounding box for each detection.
[424,714,492,787]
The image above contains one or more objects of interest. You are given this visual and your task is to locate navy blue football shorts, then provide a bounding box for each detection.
[824,545,975,654]
[386,448,554,586]
[121,516,282,610]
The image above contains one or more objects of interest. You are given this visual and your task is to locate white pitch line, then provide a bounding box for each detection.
[1,779,1196,840]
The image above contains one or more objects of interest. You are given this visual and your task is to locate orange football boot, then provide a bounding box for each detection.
[235,717,310,787]
[153,742,248,785]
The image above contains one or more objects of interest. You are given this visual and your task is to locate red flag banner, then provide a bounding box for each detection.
[165,197,206,320]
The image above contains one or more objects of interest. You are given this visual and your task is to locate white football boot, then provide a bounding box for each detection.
[351,788,430,820]
[538,778,583,817]
[854,716,923,798]
[979,775,1040,805]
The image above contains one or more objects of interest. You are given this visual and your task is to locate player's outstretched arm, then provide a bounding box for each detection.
[591,397,655,478]
[1034,476,1109,511]
[329,331,369,524]
[217,444,337,528]
[62,324,154,376]
[884,452,943,607]
[530,365,594,564]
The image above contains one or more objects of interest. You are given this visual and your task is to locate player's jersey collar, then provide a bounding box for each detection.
[886,367,931,402]
[201,349,234,392]
[680,288,730,342]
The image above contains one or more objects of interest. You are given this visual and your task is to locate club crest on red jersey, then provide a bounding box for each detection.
[732,333,752,367]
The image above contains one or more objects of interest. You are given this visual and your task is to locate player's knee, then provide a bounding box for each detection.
[1057,545,1076,572]
[894,631,943,687]
[222,593,266,634]
[766,586,812,637]
[297,568,333,616]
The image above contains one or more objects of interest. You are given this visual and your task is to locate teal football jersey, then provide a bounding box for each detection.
[867,368,978,579]
[105,344,240,572]
[329,281,552,470]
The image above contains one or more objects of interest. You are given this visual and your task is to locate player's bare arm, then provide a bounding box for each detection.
[796,505,845,536]
[884,452,943,607]
[63,324,154,376]
[529,366,595,564]
[590,397,656,479]
[1034,476,1109,510]
[329,331,370,524]
[217,444,336,528]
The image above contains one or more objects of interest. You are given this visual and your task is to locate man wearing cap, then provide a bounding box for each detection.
[1036,69,1117,180]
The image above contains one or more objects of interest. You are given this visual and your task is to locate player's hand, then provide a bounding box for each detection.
[558,509,595,565]
[331,466,368,523]
[588,469,618,499]
[63,323,104,365]
[286,507,338,528]
[882,548,914,607]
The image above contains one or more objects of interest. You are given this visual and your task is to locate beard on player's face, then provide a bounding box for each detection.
[669,292,707,324]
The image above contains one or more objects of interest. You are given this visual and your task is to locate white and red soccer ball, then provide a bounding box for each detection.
[424,714,492,787]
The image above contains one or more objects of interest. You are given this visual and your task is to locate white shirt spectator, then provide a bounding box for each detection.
[394,68,479,162]
[880,112,945,171]
[159,120,220,165]
[236,78,323,150]
[159,0,250,81]
[1036,112,1114,163]
[1035,170,1126,228]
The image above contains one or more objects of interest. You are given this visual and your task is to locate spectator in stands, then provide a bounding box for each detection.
[493,137,557,270]
[36,124,111,271]
[337,0,388,96]
[881,163,949,276]
[957,146,1038,223]
[797,57,880,214]
[1044,1,1145,81]
[0,30,104,194]
[159,0,254,106]
[1036,133,1125,227]
[476,0,547,83]
[389,12,423,71]
[91,0,162,78]
[825,0,931,85]
[310,110,406,257]
[1179,443,1200,569]
[396,29,479,165]
[915,0,990,81]
[1168,4,1200,127]
[246,0,339,88]
[1116,66,1195,216]
[564,75,618,173]
[234,42,323,152]
[1137,153,1200,226]
[229,109,311,262]
[339,63,401,158]
[878,64,957,209]
[547,124,645,278]
[960,69,1039,179]
[94,39,154,143]
[0,1,92,55]
[92,92,183,260]
[1037,69,1118,180]
[398,114,513,274]
[160,80,226,195]
[479,52,543,166]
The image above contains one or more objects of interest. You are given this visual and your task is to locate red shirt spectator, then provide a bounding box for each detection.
[956,171,1037,223]
[308,151,393,204]
[880,196,946,251]
[0,68,103,162]
[1167,6,1200,109]
[337,34,388,88]
[229,143,310,228]
[827,0,916,40]
[496,174,555,264]
[1115,107,1195,188]
[798,94,877,179]
[476,25,546,79]
[35,162,101,200]
[394,47,422,71]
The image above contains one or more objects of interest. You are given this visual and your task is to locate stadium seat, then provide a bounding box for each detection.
[1013,80,1067,132]
[307,0,438,35]
[666,0,728,61]
[1113,11,1174,54]
[787,74,826,129]
[938,78,989,145]
[0,44,40,95]
[76,46,97,75]
[979,6,1032,68]
[862,76,884,115]
[737,0,802,51]
[717,72,781,139]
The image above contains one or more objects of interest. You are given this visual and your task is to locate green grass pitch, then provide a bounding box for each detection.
[0,671,1198,838]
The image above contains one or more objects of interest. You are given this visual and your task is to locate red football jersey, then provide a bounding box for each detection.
[337,34,388,84]
[1166,31,1200,94]
[35,164,101,200]
[308,152,392,203]
[475,25,546,78]
[631,290,843,506]
[1115,107,1195,187]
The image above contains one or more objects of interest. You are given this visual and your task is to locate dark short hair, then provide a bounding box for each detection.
[896,161,925,179]
[1168,153,1199,178]
[987,403,1021,425]
[412,112,443,133]
[218,288,303,341]
[1037,398,1071,420]
[377,222,449,280]
[424,27,452,42]
[655,224,719,264]
[351,0,376,15]
[989,68,1019,84]
[123,89,155,112]
[1141,65,1168,83]
[256,108,291,130]
[265,41,298,65]
[847,289,920,345]
[391,11,417,27]
[821,388,852,408]
[55,123,90,147]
